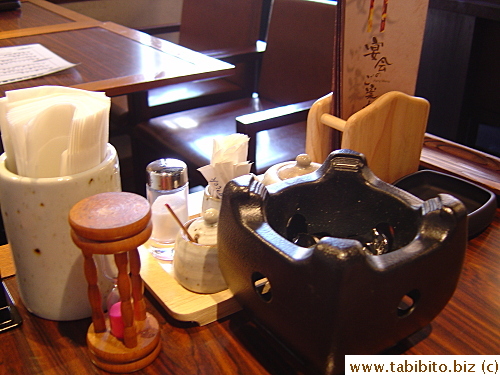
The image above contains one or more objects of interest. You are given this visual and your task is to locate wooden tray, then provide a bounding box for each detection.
[1,190,241,326]
[0,244,16,278]
[139,242,241,326]
[0,242,241,326]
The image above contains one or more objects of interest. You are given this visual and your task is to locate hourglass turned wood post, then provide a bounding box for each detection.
[114,251,137,348]
[129,248,147,321]
[69,192,161,373]
[82,251,106,333]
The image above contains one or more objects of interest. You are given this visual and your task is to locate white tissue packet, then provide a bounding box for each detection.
[198,133,252,198]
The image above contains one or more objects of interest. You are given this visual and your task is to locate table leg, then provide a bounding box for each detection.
[127,91,150,126]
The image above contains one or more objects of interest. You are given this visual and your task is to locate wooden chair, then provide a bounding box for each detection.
[131,0,337,191]
[110,0,266,133]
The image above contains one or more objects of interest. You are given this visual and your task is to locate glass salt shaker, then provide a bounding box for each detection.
[146,158,189,260]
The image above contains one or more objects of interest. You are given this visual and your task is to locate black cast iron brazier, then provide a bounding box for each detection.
[217,150,468,375]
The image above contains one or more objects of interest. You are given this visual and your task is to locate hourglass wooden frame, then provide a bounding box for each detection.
[69,192,161,373]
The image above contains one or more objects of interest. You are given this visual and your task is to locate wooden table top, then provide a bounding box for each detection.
[0,0,233,125]
[0,21,233,98]
[0,0,97,33]
[0,206,498,374]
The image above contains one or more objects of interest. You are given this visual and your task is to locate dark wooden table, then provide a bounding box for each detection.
[401,208,500,355]
[0,206,498,374]
[0,1,233,123]
[0,21,233,97]
[0,0,98,33]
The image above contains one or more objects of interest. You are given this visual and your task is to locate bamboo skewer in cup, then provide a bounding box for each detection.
[165,203,195,242]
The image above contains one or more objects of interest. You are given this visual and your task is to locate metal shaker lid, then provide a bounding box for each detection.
[146,158,188,190]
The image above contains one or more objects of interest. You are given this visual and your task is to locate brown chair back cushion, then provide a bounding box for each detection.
[132,0,337,189]
[179,0,263,51]
[258,0,336,105]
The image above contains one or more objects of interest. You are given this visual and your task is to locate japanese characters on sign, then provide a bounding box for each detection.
[336,0,428,119]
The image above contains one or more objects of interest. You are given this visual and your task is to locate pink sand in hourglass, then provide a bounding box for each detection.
[109,302,124,339]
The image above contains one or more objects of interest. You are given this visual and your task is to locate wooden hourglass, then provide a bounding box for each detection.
[69,192,161,373]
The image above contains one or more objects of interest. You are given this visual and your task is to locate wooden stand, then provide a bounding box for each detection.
[69,192,161,373]
[306,91,430,183]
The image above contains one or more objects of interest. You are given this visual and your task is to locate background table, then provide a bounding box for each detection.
[0,2,234,124]
[0,21,233,97]
[0,0,98,33]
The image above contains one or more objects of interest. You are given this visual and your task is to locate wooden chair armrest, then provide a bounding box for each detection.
[236,100,315,170]
[421,133,500,196]
[202,45,265,63]
[138,23,181,35]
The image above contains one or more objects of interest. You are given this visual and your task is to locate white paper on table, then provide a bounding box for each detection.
[198,161,252,198]
[198,134,252,199]
[0,44,76,85]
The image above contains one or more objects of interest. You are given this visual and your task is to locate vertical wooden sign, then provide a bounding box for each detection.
[333,0,429,120]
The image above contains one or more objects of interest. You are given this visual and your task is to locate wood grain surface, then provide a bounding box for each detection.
[421,134,500,196]
[319,91,430,183]
[138,244,241,326]
[1,209,498,374]
[0,0,97,32]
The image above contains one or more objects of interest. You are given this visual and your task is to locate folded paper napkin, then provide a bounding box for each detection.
[198,134,252,199]
[0,86,110,178]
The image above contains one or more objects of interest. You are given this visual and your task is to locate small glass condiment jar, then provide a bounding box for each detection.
[146,158,189,260]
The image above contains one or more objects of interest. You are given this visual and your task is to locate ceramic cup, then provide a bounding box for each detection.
[0,144,120,321]
[173,218,227,294]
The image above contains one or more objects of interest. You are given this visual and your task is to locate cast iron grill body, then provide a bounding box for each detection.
[217,150,468,375]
